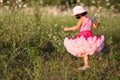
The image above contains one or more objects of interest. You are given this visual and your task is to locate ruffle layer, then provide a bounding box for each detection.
[64,35,104,57]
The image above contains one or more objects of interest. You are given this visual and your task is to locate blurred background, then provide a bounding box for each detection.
[0,0,120,15]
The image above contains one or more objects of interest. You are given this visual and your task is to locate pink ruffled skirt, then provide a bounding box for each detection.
[64,30,104,57]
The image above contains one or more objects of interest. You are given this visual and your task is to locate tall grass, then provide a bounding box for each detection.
[0,8,120,80]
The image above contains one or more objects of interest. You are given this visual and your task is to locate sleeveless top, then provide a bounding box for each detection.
[80,17,92,32]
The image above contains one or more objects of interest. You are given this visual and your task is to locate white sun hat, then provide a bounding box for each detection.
[73,6,87,16]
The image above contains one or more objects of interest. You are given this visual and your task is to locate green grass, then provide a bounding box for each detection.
[0,9,120,80]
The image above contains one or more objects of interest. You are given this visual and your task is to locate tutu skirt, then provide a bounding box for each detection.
[64,30,104,57]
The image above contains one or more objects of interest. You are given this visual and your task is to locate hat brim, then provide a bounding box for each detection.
[73,11,88,16]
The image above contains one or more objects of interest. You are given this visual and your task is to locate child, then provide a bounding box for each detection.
[63,6,104,70]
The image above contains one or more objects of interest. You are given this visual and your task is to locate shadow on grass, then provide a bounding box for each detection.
[40,41,56,53]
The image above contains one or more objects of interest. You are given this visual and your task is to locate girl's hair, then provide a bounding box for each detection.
[75,11,88,19]
[81,11,88,16]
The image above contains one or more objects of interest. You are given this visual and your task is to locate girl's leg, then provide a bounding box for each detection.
[83,54,89,66]
[78,54,90,70]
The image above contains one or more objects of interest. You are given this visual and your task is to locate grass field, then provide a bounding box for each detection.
[0,8,120,80]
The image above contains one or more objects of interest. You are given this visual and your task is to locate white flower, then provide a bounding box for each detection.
[0,0,3,3]
[105,0,109,2]
[23,4,27,8]
[106,3,110,6]
[92,0,95,4]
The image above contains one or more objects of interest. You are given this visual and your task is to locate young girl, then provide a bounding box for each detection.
[63,6,104,70]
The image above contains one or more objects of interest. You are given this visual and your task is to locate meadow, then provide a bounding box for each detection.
[0,7,120,80]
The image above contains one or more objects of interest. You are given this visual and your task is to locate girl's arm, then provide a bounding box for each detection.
[92,21,100,29]
[64,19,82,31]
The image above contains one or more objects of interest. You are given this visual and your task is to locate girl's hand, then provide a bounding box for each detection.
[97,20,100,23]
[93,21,100,29]
[64,27,68,31]
[96,21,100,26]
